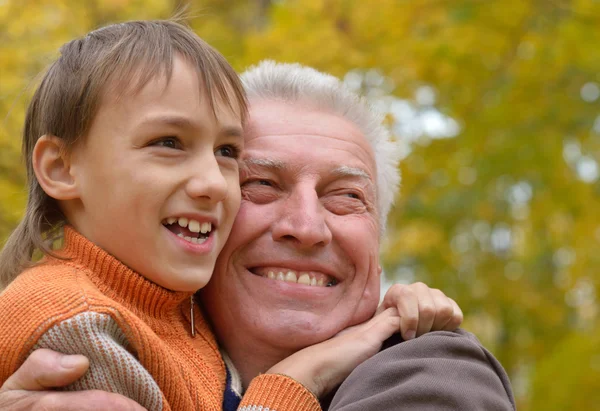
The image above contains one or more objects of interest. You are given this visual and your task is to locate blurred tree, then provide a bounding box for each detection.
[1,0,599,409]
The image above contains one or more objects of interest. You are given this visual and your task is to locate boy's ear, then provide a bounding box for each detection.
[32,135,80,200]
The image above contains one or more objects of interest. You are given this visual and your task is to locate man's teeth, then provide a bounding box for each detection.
[165,217,212,234]
[266,270,330,287]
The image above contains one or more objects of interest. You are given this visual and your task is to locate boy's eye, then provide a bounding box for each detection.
[152,137,182,150]
[216,145,241,159]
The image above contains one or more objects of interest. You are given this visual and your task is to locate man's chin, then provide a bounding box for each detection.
[252,309,345,349]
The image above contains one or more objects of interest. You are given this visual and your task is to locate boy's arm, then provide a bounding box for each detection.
[328,329,516,411]
[0,349,146,411]
[27,312,163,410]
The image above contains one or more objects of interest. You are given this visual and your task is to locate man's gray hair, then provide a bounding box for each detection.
[241,60,402,233]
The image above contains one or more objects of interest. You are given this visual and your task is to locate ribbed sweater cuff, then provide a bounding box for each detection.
[240,373,321,411]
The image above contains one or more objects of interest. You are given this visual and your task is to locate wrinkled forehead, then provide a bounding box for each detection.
[244,99,377,175]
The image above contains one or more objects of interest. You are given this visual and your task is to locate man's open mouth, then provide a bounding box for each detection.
[162,217,213,244]
[249,267,338,287]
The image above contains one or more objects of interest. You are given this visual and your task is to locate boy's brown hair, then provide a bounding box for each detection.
[0,19,248,289]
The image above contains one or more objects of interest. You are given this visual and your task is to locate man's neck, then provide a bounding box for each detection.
[222,336,296,390]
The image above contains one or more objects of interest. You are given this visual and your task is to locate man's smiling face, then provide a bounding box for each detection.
[201,99,382,351]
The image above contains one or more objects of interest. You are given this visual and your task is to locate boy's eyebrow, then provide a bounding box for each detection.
[139,115,243,137]
[219,125,243,138]
[141,115,194,129]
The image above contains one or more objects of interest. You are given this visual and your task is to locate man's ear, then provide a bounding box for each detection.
[32,135,79,200]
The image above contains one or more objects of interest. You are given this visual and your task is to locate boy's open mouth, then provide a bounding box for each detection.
[162,217,212,244]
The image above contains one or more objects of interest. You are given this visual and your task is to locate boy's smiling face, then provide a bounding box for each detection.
[63,56,243,291]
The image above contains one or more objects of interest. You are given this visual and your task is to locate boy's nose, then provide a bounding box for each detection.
[185,153,229,204]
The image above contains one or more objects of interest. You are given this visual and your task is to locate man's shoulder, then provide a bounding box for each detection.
[327,329,516,411]
[381,328,485,356]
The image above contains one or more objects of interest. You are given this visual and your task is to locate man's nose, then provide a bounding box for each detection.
[185,152,229,204]
[271,187,332,249]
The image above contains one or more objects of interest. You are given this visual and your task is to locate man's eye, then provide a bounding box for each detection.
[344,192,361,200]
[241,179,274,188]
[151,137,182,149]
[257,180,273,186]
[215,145,241,159]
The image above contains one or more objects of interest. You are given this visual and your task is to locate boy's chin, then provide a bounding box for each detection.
[153,272,212,292]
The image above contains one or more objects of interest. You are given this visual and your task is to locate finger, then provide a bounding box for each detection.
[362,307,401,344]
[414,283,436,337]
[378,284,419,339]
[376,283,407,315]
[37,390,148,411]
[443,297,464,330]
[430,289,455,331]
[1,349,89,392]
[390,287,419,341]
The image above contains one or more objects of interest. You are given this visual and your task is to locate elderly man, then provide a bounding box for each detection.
[0,61,514,411]
[201,61,515,410]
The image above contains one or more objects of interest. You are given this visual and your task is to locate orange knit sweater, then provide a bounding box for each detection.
[0,227,320,411]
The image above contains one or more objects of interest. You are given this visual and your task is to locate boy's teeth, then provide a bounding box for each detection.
[188,220,200,233]
[284,271,297,283]
[298,273,311,285]
[178,233,207,245]
[168,217,211,234]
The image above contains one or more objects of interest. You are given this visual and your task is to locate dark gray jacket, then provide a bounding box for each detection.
[326,329,516,411]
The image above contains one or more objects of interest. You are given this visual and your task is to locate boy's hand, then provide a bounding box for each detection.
[376,282,463,340]
[0,349,146,411]
[266,307,401,398]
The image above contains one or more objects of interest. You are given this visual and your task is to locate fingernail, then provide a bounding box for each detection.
[61,354,85,369]
[405,330,416,340]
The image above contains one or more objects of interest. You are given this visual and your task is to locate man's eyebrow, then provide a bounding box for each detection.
[243,158,286,170]
[332,166,371,180]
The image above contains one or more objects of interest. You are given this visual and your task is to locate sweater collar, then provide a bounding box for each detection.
[56,226,194,318]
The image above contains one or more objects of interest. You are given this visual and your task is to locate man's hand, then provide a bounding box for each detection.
[376,282,464,340]
[0,349,146,411]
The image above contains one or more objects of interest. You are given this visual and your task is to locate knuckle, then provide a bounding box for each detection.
[448,312,464,329]
[395,286,414,299]
[414,281,428,289]
[438,304,454,319]
[419,304,436,319]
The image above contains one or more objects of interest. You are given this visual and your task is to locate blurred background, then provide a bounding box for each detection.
[1,0,599,409]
